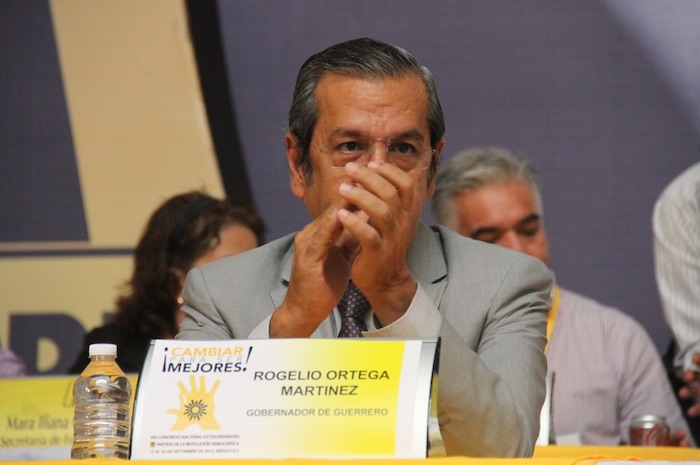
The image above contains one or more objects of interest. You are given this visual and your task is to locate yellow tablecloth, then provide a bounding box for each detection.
[534,445,700,462]
[2,446,700,465]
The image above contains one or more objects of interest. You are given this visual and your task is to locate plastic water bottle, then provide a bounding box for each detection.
[72,343,132,459]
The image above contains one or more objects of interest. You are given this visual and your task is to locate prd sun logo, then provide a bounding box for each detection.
[167,375,221,430]
[184,399,208,421]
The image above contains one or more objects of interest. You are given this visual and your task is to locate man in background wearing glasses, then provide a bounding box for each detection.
[178,38,553,457]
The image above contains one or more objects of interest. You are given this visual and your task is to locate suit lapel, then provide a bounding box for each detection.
[270,244,293,309]
[408,224,448,307]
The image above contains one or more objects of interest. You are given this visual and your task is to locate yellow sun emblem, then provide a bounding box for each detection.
[184,399,207,421]
[168,375,221,430]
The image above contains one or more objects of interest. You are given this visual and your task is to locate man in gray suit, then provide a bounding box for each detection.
[177,38,552,457]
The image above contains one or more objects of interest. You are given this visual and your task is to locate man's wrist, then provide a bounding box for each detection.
[269,304,316,338]
[366,284,441,338]
[370,278,418,326]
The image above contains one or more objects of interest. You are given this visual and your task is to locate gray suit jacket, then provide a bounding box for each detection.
[178,223,552,457]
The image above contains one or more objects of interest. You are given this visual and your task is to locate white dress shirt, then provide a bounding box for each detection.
[548,288,691,445]
[653,162,700,370]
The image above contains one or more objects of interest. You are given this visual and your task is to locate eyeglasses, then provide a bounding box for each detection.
[311,136,434,172]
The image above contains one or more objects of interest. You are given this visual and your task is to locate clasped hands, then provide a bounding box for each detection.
[270,161,424,338]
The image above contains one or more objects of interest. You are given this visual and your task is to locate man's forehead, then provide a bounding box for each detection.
[314,74,430,133]
[326,127,425,141]
[459,182,539,220]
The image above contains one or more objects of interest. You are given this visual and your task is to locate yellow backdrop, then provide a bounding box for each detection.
[0,0,224,374]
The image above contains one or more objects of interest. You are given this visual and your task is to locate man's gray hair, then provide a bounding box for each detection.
[432,146,542,230]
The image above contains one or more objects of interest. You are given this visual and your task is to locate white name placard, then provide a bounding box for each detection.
[130,338,439,460]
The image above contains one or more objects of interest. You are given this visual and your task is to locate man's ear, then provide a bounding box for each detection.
[286,132,306,200]
[426,138,445,199]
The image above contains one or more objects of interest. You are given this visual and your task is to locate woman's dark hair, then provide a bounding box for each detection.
[113,191,265,338]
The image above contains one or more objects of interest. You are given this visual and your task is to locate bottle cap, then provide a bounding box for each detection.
[89,343,118,357]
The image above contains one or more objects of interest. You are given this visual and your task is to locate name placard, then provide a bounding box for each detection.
[0,376,75,451]
[130,338,439,459]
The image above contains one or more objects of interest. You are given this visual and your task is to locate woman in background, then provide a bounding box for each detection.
[68,191,265,374]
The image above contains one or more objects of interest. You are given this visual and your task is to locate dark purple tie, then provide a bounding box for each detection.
[337,281,371,337]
